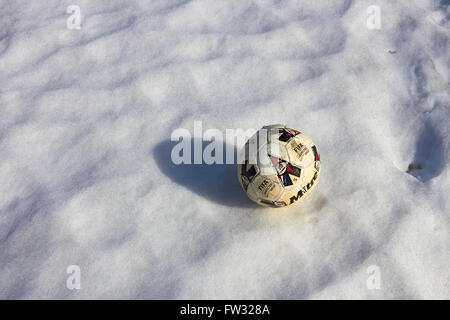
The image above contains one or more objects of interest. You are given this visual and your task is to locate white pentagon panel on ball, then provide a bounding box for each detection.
[251,175,283,202]
[286,135,315,169]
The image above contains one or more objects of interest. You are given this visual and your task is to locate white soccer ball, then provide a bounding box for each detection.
[237,124,321,208]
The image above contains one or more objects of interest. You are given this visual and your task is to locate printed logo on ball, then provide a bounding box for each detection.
[254,176,279,199]
[291,140,310,161]
[289,171,319,204]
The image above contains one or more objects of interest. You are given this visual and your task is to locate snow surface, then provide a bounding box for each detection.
[0,0,449,299]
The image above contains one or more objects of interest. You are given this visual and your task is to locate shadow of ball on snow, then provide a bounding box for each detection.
[153,139,259,208]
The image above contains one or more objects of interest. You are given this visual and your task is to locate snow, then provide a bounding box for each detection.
[0,0,449,299]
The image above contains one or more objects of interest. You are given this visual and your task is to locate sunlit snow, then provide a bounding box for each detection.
[0,0,449,299]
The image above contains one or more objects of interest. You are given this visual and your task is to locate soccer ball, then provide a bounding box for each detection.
[237,124,321,208]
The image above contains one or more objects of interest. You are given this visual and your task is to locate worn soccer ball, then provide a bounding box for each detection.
[237,124,320,208]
